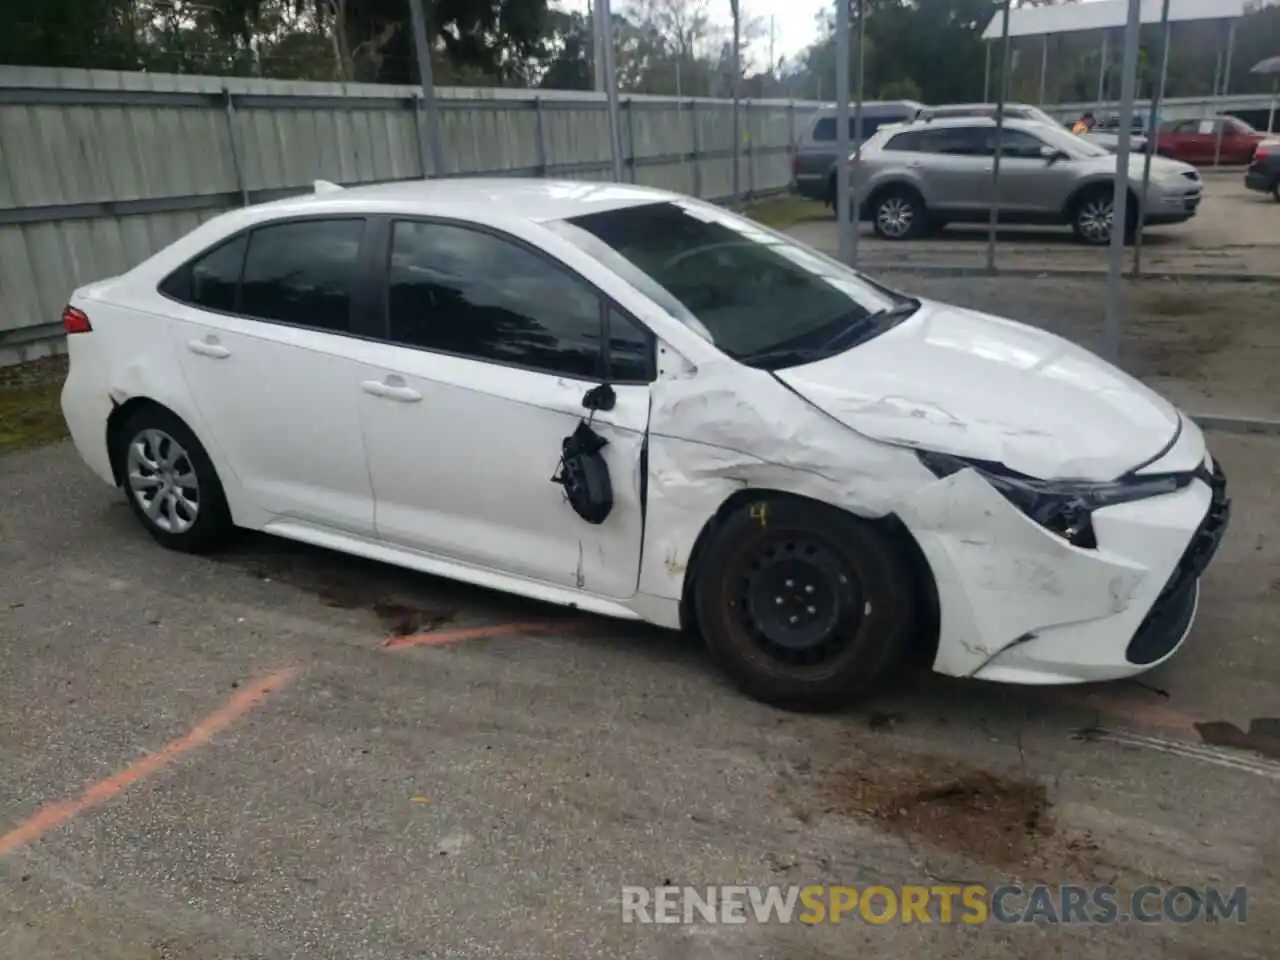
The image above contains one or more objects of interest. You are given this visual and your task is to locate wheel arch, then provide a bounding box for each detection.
[677,488,940,667]
[1062,178,1139,221]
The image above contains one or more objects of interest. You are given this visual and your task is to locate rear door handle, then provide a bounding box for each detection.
[188,336,230,359]
[361,376,422,403]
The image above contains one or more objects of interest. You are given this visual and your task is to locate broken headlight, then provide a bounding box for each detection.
[916,450,1193,549]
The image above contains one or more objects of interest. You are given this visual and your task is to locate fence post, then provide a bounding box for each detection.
[689,100,703,199]
[222,88,249,206]
[625,96,637,183]
[411,94,431,178]
[534,96,548,178]
[745,100,755,201]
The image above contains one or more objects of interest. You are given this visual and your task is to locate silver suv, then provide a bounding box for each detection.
[850,117,1201,244]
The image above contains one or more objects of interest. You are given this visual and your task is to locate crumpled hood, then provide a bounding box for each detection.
[774,299,1181,481]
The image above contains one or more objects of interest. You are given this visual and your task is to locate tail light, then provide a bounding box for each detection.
[62,305,92,334]
[1256,141,1272,160]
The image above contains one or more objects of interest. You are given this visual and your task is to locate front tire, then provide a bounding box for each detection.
[870,187,926,240]
[693,497,919,712]
[1070,187,1137,246]
[114,406,234,553]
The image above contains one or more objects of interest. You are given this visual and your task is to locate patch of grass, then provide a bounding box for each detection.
[0,356,70,454]
[744,194,830,230]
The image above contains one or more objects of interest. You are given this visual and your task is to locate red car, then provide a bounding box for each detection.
[1156,116,1269,166]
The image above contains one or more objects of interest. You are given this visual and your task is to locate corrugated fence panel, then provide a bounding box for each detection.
[0,65,820,351]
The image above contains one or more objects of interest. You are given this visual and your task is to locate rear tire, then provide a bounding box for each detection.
[869,187,926,241]
[113,406,234,553]
[693,497,918,712]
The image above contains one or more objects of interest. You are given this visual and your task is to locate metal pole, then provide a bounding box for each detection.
[590,6,605,92]
[835,0,852,264]
[984,41,992,102]
[596,0,625,181]
[850,0,865,266]
[408,0,446,178]
[986,0,1012,274]
[730,0,742,210]
[1039,33,1049,105]
[1269,79,1277,133]
[1213,20,1236,168]
[1103,0,1142,364]
[1133,0,1172,278]
[1097,29,1110,106]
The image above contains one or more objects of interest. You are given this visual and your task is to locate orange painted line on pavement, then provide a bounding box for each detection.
[381,620,582,651]
[0,666,298,858]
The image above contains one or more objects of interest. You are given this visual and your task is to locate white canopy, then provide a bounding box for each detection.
[981,0,1254,41]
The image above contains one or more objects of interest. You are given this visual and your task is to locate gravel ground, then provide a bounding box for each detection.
[0,431,1278,958]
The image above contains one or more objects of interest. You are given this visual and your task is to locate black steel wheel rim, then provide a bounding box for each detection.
[737,534,864,666]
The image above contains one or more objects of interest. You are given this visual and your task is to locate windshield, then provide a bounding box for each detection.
[1035,123,1112,158]
[548,201,916,368]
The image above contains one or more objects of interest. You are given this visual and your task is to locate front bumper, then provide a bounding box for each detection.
[1245,167,1275,193]
[898,449,1229,686]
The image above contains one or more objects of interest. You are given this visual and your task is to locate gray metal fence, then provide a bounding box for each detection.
[0,66,821,364]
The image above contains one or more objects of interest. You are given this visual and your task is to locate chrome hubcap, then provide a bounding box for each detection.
[1079,198,1114,241]
[126,429,200,534]
[877,197,914,237]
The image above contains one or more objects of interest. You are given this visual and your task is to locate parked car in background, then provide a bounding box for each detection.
[791,100,925,209]
[848,116,1203,245]
[58,178,1230,711]
[1245,138,1280,200]
[914,102,1062,127]
[1156,117,1268,166]
[913,102,1146,156]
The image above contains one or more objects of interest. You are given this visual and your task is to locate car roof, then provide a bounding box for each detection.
[887,115,1041,132]
[244,177,682,225]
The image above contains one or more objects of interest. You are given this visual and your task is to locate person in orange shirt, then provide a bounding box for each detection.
[1072,111,1096,135]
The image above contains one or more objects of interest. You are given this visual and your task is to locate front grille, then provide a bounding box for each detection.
[1125,460,1231,665]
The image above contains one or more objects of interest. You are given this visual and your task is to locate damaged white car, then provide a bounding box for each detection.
[60,179,1231,710]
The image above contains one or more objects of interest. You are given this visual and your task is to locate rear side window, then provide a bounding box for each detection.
[160,234,247,312]
[812,116,900,142]
[240,219,365,332]
[885,130,926,152]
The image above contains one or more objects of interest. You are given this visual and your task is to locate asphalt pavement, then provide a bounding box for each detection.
[1,434,1277,959]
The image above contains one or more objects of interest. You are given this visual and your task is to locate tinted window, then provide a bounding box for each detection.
[919,127,992,156]
[812,116,900,142]
[161,234,247,312]
[997,129,1047,159]
[606,307,651,382]
[240,219,365,332]
[885,130,926,152]
[387,220,606,379]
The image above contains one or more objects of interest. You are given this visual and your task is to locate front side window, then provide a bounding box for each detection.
[240,219,365,332]
[998,129,1048,159]
[386,220,610,380]
[549,201,912,369]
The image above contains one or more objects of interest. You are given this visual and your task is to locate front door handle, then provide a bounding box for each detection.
[361,376,422,403]
[188,336,230,359]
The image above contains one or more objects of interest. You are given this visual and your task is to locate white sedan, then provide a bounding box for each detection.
[60,179,1230,710]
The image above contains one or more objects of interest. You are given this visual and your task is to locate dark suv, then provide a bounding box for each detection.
[790,100,924,208]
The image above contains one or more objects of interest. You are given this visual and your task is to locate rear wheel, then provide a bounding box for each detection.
[693,497,918,712]
[870,187,926,240]
[114,406,234,553]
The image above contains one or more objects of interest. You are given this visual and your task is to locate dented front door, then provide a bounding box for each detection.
[356,348,650,599]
